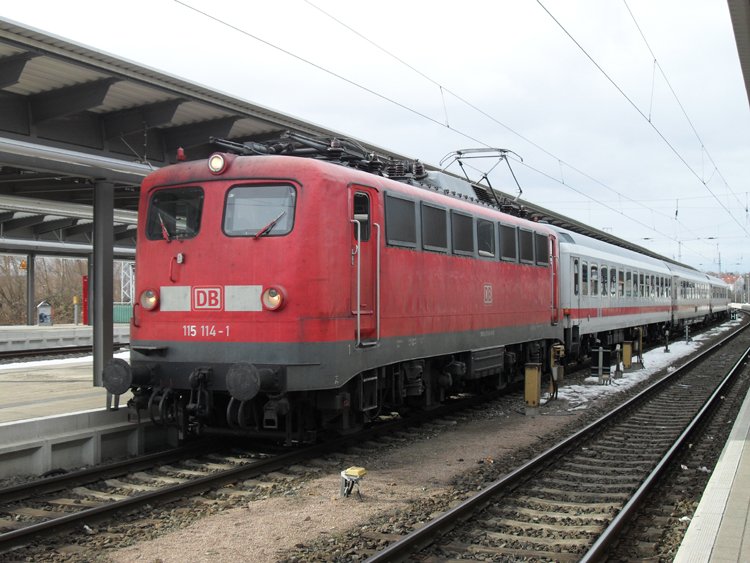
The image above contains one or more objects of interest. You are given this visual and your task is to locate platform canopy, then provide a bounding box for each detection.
[0,17,412,255]
[0,15,697,263]
[728,0,750,109]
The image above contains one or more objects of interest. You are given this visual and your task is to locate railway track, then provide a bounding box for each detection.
[0,390,497,559]
[361,321,750,562]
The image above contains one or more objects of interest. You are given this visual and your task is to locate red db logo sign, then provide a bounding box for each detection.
[193,286,223,310]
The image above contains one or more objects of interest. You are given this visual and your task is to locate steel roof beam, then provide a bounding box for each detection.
[33,217,78,235]
[162,116,238,149]
[0,193,136,223]
[30,77,120,122]
[2,214,45,232]
[103,99,184,139]
[0,52,36,88]
[0,237,134,258]
[0,136,154,184]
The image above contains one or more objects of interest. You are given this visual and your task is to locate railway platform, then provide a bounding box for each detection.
[0,323,130,354]
[675,384,750,562]
[0,352,170,478]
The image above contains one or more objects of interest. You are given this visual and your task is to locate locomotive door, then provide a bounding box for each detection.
[350,186,380,346]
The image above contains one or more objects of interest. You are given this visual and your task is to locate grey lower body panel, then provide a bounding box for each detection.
[131,322,562,393]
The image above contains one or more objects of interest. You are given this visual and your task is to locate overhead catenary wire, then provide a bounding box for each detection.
[536,0,750,238]
[623,0,745,212]
[300,0,715,246]
[174,0,724,264]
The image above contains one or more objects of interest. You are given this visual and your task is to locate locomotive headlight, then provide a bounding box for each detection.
[261,286,285,311]
[207,153,226,174]
[139,289,159,311]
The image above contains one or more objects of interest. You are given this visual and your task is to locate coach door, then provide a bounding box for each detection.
[550,234,560,324]
[350,186,381,346]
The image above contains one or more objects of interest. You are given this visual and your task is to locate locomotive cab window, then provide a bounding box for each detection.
[352,192,371,242]
[147,186,204,241]
[223,184,296,237]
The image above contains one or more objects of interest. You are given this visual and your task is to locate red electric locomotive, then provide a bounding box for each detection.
[103,135,563,441]
[103,133,729,441]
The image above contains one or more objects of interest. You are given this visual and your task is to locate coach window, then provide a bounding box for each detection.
[476,219,496,258]
[421,203,448,252]
[451,211,474,256]
[582,262,589,296]
[639,273,645,297]
[499,224,518,262]
[385,194,417,248]
[626,271,632,297]
[519,229,534,264]
[610,268,617,297]
[601,266,608,296]
[353,193,371,241]
[223,184,295,237]
[591,265,599,296]
[618,270,624,297]
[535,233,549,266]
[574,259,580,295]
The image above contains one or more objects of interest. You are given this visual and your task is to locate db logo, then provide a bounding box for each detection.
[483,284,493,304]
[193,286,223,310]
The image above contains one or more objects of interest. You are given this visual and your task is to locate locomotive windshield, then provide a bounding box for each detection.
[223,184,296,237]
[146,187,203,241]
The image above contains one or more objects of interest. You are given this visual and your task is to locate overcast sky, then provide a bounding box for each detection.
[4,0,750,273]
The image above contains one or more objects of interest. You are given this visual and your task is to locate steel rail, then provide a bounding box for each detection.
[580,341,750,562]
[0,387,498,551]
[365,321,750,562]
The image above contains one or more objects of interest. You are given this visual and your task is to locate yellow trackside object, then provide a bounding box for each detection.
[344,466,367,478]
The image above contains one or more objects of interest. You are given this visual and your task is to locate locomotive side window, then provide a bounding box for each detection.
[146,186,203,241]
[534,233,549,265]
[353,193,371,242]
[476,219,496,258]
[574,259,579,296]
[499,224,518,262]
[519,229,534,264]
[451,211,474,255]
[421,203,448,252]
[223,184,296,237]
[385,194,417,247]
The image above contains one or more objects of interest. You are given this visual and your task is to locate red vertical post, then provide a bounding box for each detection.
[82,275,89,325]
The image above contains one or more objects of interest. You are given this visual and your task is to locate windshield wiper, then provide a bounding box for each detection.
[254,211,286,238]
[158,213,171,242]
